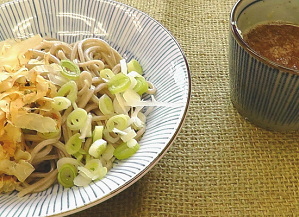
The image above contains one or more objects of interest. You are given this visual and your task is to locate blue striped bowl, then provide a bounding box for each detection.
[229,0,299,131]
[0,0,190,216]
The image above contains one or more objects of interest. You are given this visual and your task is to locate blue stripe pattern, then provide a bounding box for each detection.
[229,31,299,131]
[0,0,191,216]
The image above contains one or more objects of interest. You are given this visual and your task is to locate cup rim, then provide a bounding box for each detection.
[229,0,299,75]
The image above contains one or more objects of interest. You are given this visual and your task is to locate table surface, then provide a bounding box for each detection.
[2,0,299,216]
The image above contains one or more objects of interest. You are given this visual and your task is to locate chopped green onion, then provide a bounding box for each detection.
[127,59,143,75]
[60,59,81,80]
[73,149,87,162]
[84,153,92,163]
[120,127,137,142]
[65,133,83,155]
[78,148,88,155]
[66,108,87,130]
[100,68,115,80]
[131,107,145,129]
[73,152,84,162]
[79,159,107,180]
[127,138,138,148]
[128,74,138,89]
[85,159,102,170]
[112,128,127,135]
[51,96,71,111]
[92,125,104,142]
[106,114,130,131]
[85,159,107,180]
[107,73,131,94]
[57,157,81,170]
[113,142,140,160]
[133,76,149,95]
[79,113,92,139]
[99,94,114,115]
[57,163,78,188]
[102,144,115,161]
[57,80,78,102]
[73,173,92,186]
[123,88,141,104]
[113,93,130,114]
[88,139,107,158]
[103,128,119,143]
[120,59,128,74]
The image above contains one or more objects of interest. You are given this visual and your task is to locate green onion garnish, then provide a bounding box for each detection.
[106,114,130,131]
[114,142,140,160]
[100,68,115,80]
[57,80,78,103]
[133,76,149,95]
[92,125,104,142]
[51,96,71,111]
[60,59,81,80]
[65,133,83,155]
[66,108,88,130]
[57,163,78,188]
[99,94,114,115]
[107,73,131,94]
[127,59,143,75]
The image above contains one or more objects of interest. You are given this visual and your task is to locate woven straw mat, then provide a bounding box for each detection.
[0,0,299,216]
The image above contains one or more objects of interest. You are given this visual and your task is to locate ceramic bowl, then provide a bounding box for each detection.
[0,0,191,216]
[229,0,299,131]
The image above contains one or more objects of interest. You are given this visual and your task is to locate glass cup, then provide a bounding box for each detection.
[229,0,299,132]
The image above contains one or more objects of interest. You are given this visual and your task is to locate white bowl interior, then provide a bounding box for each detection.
[232,0,299,33]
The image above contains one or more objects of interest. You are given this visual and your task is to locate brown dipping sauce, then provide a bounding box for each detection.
[243,23,299,70]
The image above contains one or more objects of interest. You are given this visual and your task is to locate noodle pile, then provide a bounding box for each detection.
[0,35,156,196]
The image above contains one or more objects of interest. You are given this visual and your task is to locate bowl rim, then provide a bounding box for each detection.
[0,0,191,216]
[229,0,299,75]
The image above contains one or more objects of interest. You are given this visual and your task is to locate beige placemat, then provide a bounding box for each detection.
[0,0,298,216]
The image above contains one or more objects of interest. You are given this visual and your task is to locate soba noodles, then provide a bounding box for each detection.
[0,35,156,197]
